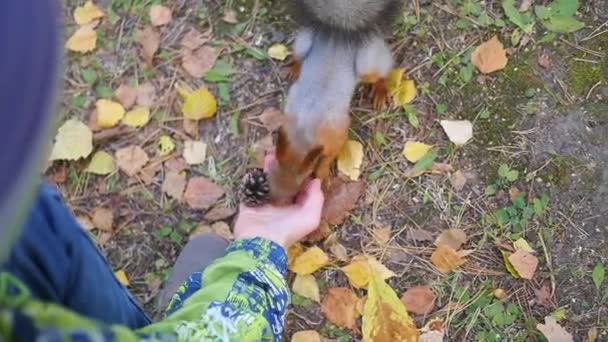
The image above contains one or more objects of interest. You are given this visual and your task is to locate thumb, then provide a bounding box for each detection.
[296,179,324,211]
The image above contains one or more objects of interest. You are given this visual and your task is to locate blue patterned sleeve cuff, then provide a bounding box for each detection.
[225,238,288,277]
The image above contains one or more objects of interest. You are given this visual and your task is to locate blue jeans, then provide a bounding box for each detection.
[0,184,151,328]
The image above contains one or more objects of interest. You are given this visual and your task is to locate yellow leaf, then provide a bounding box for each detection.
[182,88,217,120]
[290,246,329,275]
[288,243,305,269]
[86,151,114,175]
[431,245,466,274]
[393,79,417,106]
[122,107,150,128]
[65,26,97,53]
[363,268,419,342]
[403,141,432,162]
[501,250,520,278]
[337,140,364,181]
[158,135,175,157]
[440,120,473,146]
[114,270,130,286]
[74,1,105,25]
[291,330,322,342]
[268,43,290,61]
[49,119,94,161]
[386,68,405,94]
[96,99,126,128]
[292,274,320,302]
[513,238,535,253]
[342,255,395,289]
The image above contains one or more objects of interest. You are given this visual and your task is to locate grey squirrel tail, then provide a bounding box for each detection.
[290,0,401,42]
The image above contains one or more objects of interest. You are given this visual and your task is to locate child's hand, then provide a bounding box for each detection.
[233,155,325,249]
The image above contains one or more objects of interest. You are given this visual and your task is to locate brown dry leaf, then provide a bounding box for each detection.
[538,53,552,69]
[434,229,468,250]
[183,177,225,210]
[535,285,554,309]
[508,249,539,280]
[431,245,466,274]
[258,107,286,131]
[537,316,574,342]
[150,5,172,26]
[182,46,218,78]
[180,29,210,50]
[329,242,349,262]
[509,186,521,202]
[92,207,113,232]
[303,221,331,243]
[136,83,156,108]
[401,286,436,315]
[451,170,467,192]
[292,274,320,302]
[164,158,189,173]
[205,206,236,222]
[135,26,160,68]
[407,229,434,242]
[211,222,233,240]
[322,178,365,225]
[222,8,238,24]
[162,171,187,201]
[290,246,330,275]
[182,119,200,138]
[115,145,150,177]
[372,225,392,246]
[76,215,95,231]
[115,84,138,109]
[321,288,359,331]
[471,36,508,74]
[88,111,101,132]
[291,331,321,342]
[431,163,453,175]
[139,162,161,185]
[341,255,395,289]
[419,319,445,342]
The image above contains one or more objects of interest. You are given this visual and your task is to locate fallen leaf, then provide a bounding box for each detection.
[386,68,405,93]
[96,99,126,128]
[183,140,207,165]
[290,246,329,275]
[135,26,160,67]
[86,151,114,175]
[513,238,535,253]
[401,286,436,315]
[509,186,521,202]
[49,119,94,161]
[157,135,175,157]
[258,107,286,131]
[74,1,105,25]
[303,221,331,243]
[114,270,130,286]
[182,119,200,138]
[587,327,599,342]
[471,36,508,74]
[434,229,468,250]
[407,229,435,242]
[322,178,365,225]
[493,288,507,300]
[537,316,573,342]
[115,84,138,109]
[164,157,189,173]
[440,120,473,146]
[182,46,218,78]
[268,43,290,61]
[91,207,113,232]
[393,79,417,106]
[431,245,466,274]
[65,26,97,53]
[451,170,467,191]
[292,274,320,302]
[502,250,520,278]
[222,8,238,23]
[509,249,538,280]
[182,88,217,120]
[535,285,554,309]
[150,5,172,26]
[431,162,453,175]
[337,140,364,181]
[329,242,349,262]
[183,177,225,210]
[363,268,419,342]
[288,243,305,269]
[162,171,186,201]
[341,255,395,289]
[403,141,432,163]
[205,206,236,221]
[76,215,95,231]
[291,330,321,342]
[538,53,552,69]
[372,225,392,246]
[139,162,161,185]
[115,145,149,177]
[211,221,233,241]
[180,29,210,50]
[136,83,156,108]
[321,288,359,331]
[122,107,150,128]
[419,319,445,342]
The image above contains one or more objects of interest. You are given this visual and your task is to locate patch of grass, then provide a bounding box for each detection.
[566,33,608,96]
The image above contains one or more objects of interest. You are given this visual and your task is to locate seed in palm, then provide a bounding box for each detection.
[239,168,270,207]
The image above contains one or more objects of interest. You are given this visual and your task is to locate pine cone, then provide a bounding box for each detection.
[239,168,270,207]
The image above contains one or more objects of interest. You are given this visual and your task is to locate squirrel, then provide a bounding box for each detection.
[267,0,400,204]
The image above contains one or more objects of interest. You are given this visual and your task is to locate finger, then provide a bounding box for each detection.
[263,152,276,172]
[296,178,324,211]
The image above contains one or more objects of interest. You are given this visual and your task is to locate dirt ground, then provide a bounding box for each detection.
[52,0,607,340]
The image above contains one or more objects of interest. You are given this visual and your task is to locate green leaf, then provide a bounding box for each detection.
[71,94,88,108]
[533,198,546,216]
[95,84,114,99]
[435,103,448,115]
[157,226,172,238]
[245,47,267,60]
[405,105,419,128]
[539,32,558,43]
[498,164,510,178]
[485,184,497,196]
[501,251,520,278]
[291,293,315,308]
[217,82,231,106]
[479,108,491,119]
[525,88,537,98]
[535,0,584,33]
[551,308,568,321]
[502,0,535,33]
[592,263,605,290]
[413,150,438,173]
[374,132,385,146]
[477,12,493,26]
[229,111,240,136]
[169,231,184,243]
[506,170,519,182]
[81,68,98,85]
[456,19,471,30]
[204,60,234,83]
